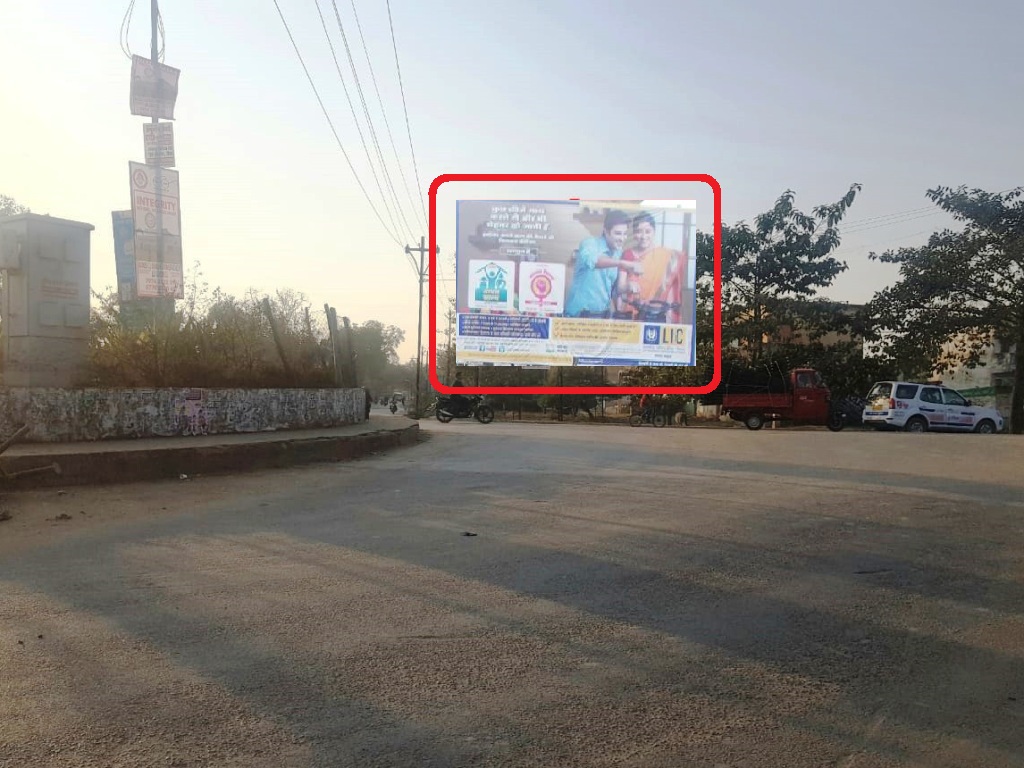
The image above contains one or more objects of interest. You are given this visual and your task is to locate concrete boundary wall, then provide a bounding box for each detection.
[0,387,366,443]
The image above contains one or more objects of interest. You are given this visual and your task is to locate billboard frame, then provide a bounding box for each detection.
[428,173,722,396]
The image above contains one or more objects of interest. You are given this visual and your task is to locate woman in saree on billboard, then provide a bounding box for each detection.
[615,210,689,324]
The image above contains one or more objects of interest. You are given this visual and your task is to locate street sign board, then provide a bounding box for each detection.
[129,162,183,299]
[130,55,180,120]
[129,160,179,197]
[134,232,183,298]
[131,188,181,237]
[143,123,175,167]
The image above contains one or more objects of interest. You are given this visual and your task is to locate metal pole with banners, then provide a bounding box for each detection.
[151,0,164,309]
[125,0,182,309]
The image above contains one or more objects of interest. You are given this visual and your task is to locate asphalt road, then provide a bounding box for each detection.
[2,416,1023,768]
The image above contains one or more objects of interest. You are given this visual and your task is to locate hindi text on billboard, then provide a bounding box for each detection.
[455,199,698,368]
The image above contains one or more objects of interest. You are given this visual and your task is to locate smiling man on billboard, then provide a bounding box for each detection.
[564,209,643,318]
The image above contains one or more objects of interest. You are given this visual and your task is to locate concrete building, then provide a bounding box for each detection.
[931,337,1016,416]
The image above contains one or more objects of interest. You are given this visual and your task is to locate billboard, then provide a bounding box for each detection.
[454,199,697,367]
[111,210,136,302]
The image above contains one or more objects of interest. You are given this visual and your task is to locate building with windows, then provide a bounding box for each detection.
[931,337,1016,416]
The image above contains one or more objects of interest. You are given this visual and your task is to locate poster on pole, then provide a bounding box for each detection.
[143,123,175,167]
[130,54,180,119]
[111,210,137,302]
[134,233,184,298]
[455,199,697,367]
[129,161,184,299]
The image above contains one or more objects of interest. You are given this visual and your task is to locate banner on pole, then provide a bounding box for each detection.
[111,210,137,302]
[129,161,184,299]
[130,54,180,119]
[143,123,175,167]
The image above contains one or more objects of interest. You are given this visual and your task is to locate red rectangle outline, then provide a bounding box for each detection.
[428,173,722,396]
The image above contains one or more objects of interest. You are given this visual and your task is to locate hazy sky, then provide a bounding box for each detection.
[2,0,1022,360]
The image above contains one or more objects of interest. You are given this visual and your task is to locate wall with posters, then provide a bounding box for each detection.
[0,387,366,443]
[454,199,698,368]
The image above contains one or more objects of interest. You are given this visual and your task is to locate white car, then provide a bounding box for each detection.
[862,380,1005,433]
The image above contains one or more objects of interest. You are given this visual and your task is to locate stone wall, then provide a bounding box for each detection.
[0,387,366,443]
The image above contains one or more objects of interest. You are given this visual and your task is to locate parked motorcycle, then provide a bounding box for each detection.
[435,394,495,424]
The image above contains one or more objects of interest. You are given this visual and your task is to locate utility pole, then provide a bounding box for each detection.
[324,304,342,385]
[442,300,456,385]
[150,0,164,327]
[404,236,438,417]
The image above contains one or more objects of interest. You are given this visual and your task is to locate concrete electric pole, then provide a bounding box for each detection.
[404,236,438,417]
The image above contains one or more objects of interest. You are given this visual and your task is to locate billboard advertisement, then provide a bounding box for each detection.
[455,199,697,367]
[111,210,137,302]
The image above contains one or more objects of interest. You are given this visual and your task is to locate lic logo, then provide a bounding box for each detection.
[643,325,660,345]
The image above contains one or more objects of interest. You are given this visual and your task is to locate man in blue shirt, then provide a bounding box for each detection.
[564,209,643,317]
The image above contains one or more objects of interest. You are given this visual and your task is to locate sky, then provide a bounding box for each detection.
[2,0,1022,361]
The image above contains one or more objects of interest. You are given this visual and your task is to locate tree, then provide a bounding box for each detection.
[0,194,29,217]
[867,185,1024,433]
[87,264,348,389]
[696,184,862,362]
[350,320,405,392]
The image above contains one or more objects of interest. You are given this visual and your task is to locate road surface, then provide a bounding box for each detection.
[2,418,1023,767]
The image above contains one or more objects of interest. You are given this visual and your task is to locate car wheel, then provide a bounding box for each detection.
[974,419,996,434]
[904,416,928,433]
[745,414,765,431]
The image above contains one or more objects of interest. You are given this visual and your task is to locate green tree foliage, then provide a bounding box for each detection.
[696,184,862,362]
[867,185,1024,432]
[0,194,29,217]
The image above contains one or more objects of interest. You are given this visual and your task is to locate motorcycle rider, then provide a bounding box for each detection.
[638,393,653,422]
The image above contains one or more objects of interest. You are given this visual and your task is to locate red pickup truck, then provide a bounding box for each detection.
[711,366,846,431]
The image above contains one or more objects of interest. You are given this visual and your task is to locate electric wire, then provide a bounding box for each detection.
[348,0,428,232]
[330,0,418,243]
[119,0,137,58]
[272,0,403,247]
[386,0,429,227]
[313,0,405,241]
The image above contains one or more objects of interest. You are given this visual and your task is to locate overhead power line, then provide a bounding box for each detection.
[347,0,428,232]
[843,209,945,235]
[120,0,137,58]
[272,0,403,247]
[841,205,936,228]
[386,0,429,227]
[314,0,405,241]
[330,0,418,243]
[840,186,1021,230]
